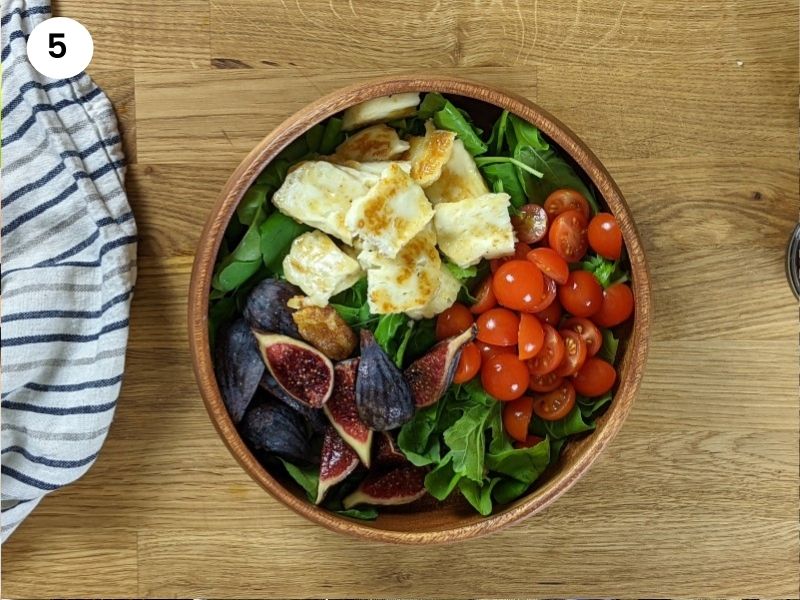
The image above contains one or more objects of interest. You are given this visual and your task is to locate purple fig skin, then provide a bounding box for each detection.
[373,431,407,468]
[260,372,327,434]
[405,326,476,407]
[243,278,302,337]
[342,465,427,508]
[215,319,265,424]
[253,331,334,408]
[240,399,312,463]
[323,359,373,467]
[316,426,360,505]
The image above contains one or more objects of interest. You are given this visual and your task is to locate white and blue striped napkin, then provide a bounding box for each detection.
[1,0,137,542]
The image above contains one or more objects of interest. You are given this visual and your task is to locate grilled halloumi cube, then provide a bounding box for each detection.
[272,161,374,244]
[335,124,410,161]
[345,163,434,258]
[407,122,456,187]
[325,157,411,178]
[405,265,461,320]
[424,139,489,204]
[434,192,516,267]
[341,93,420,131]
[360,225,441,315]
[283,231,364,306]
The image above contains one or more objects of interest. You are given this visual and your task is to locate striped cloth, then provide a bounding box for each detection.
[1,0,137,542]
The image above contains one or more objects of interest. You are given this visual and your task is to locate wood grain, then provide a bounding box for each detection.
[2,0,798,596]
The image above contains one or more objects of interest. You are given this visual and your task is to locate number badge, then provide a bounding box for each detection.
[26,17,93,79]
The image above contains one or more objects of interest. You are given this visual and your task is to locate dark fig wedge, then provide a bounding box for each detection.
[342,465,427,508]
[355,330,415,431]
[405,326,475,407]
[243,278,302,336]
[253,331,334,408]
[260,373,327,434]
[214,318,264,424]
[292,304,357,360]
[374,431,407,467]
[323,359,373,467]
[316,426,360,504]
[240,399,312,463]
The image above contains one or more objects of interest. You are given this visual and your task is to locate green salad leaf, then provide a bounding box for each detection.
[279,459,319,503]
[458,477,500,516]
[424,455,462,500]
[416,93,487,156]
[398,403,442,466]
[531,405,595,439]
[336,507,379,520]
[259,212,311,274]
[319,117,344,154]
[599,328,620,363]
[578,391,613,420]
[479,162,527,207]
[236,183,270,226]
[305,123,324,154]
[492,477,531,504]
[486,437,550,483]
[581,255,629,288]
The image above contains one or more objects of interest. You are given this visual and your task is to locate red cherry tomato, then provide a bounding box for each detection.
[518,313,545,360]
[453,342,481,384]
[470,277,497,315]
[502,396,534,442]
[573,358,617,397]
[476,341,516,361]
[533,381,576,421]
[435,303,474,340]
[491,242,532,272]
[549,209,589,263]
[562,317,602,356]
[535,298,562,326]
[525,275,558,313]
[554,329,588,377]
[544,189,591,221]
[558,270,603,317]
[476,308,520,347]
[592,283,634,328]
[526,324,565,376]
[528,370,564,393]
[588,213,622,260]
[527,247,569,285]
[493,260,545,312]
[481,353,530,401]
[514,434,544,449]
[512,204,548,244]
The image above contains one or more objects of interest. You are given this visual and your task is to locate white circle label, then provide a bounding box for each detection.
[26,17,93,79]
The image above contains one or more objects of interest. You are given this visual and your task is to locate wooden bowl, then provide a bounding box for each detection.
[188,76,651,544]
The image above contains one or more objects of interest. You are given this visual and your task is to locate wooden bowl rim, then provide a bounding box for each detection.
[188,75,652,545]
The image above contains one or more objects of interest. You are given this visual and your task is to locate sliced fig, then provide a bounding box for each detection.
[373,431,407,467]
[355,330,415,431]
[240,399,312,463]
[253,331,334,408]
[342,465,427,508]
[291,303,357,360]
[243,279,302,336]
[214,319,264,424]
[260,373,327,434]
[316,426,360,504]
[323,358,372,467]
[405,326,475,407]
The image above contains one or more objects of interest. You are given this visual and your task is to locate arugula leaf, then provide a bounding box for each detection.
[279,459,319,503]
[259,212,310,273]
[442,382,496,482]
[280,136,310,163]
[479,162,527,207]
[598,328,620,363]
[256,157,290,189]
[208,295,237,349]
[424,455,462,500]
[487,401,513,454]
[417,92,447,119]
[212,259,262,292]
[236,184,270,226]
[508,114,549,151]
[444,261,477,281]
[578,391,613,420]
[319,117,344,154]
[394,320,415,368]
[374,313,406,353]
[458,477,500,516]
[433,100,488,156]
[531,406,595,439]
[305,123,324,154]
[492,477,531,504]
[486,110,509,155]
[336,507,379,520]
[515,144,599,213]
[403,318,437,363]
[486,437,550,483]
[580,255,629,288]
[398,403,442,466]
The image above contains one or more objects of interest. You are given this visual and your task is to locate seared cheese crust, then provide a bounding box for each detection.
[341,93,420,131]
[345,163,434,258]
[283,231,364,306]
[434,192,516,268]
[405,264,461,319]
[407,122,456,187]
[335,124,410,161]
[424,139,489,204]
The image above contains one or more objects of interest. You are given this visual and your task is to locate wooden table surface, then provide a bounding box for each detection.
[3,1,799,598]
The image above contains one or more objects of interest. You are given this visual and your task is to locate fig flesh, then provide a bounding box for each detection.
[240,399,312,463]
[373,431,407,467]
[405,326,475,407]
[323,359,373,467]
[214,318,264,424]
[315,426,360,504]
[342,465,427,508]
[243,278,302,336]
[355,330,415,431]
[253,331,334,408]
[260,373,327,434]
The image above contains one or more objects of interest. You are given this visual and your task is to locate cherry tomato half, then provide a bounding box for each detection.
[527,247,570,285]
[477,341,516,361]
[588,213,622,260]
[533,381,576,421]
[528,370,564,393]
[535,298,562,326]
[512,204,548,244]
[436,303,474,340]
[518,313,545,360]
[573,358,617,397]
[502,396,534,442]
[549,209,589,263]
[562,317,602,356]
[470,277,497,315]
[453,342,481,384]
[544,189,591,221]
[526,324,565,376]
[476,308,520,347]
[592,283,634,328]
[491,242,532,272]
[514,434,544,449]
[526,275,558,314]
[554,329,588,377]
[559,270,603,317]
[493,260,545,312]
[481,353,530,401]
